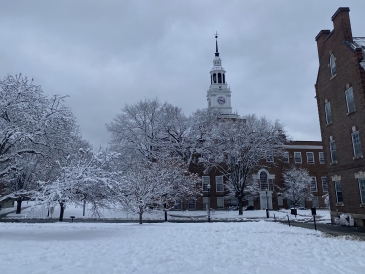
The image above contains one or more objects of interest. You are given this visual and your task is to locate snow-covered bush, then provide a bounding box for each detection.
[334,214,350,226]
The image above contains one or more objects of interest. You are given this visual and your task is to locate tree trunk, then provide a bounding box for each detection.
[59,202,65,222]
[238,197,243,215]
[164,203,167,222]
[139,213,143,224]
[83,200,86,216]
[16,197,22,214]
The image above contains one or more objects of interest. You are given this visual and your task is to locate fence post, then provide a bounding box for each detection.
[313,214,317,231]
[287,214,290,227]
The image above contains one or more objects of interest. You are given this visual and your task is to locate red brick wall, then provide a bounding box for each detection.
[315,8,365,218]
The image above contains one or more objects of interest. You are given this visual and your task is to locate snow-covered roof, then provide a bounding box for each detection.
[0,194,15,202]
[346,38,365,70]
[351,37,365,57]
[353,37,365,49]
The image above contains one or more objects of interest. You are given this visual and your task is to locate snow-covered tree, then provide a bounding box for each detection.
[115,161,174,224]
[106,98,202,212]
[37,148,118,221]
[278,166,312,209]
[0,74,80,213]
[201,115,286,215]
[106,98,167,162]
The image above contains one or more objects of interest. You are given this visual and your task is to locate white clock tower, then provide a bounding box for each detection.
[207,33,238,118]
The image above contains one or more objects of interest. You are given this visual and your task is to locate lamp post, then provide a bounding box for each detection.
[207,183,211,222]
[266,189,269,218]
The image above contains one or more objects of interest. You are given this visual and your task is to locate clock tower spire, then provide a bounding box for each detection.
[207,33,238,118]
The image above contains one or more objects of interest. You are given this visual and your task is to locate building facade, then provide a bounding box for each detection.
[315,7,365,226]
[189,141,328,211]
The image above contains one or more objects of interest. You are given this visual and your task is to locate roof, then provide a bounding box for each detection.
[352,37,365,70]
[0,194,15,202]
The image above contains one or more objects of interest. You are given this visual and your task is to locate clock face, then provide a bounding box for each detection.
[217,96,226,105]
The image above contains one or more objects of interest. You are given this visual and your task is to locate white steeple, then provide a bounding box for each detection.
[207,32,238,118]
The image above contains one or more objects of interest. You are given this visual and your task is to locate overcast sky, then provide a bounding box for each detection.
[1,0,365,148]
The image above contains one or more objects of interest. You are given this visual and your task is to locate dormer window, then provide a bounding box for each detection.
[330,54,337,77]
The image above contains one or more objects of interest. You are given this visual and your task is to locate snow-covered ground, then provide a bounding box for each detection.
[1,203,331,223]
[0,221,363,274]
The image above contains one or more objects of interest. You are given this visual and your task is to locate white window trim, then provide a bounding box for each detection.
[345,87,355,114]
[334,181,343,203]
[330,140,337,163]
[306,152,314,164]
[321,177,328,192]
[330,54,337,77]
[358,179,365,204]
[202,176,210,192]
[351,131,363,158]
[215,176,224,192]
[217,197,224,209]
[294,152,302,163]
[325,102,332,124]
[319,152,325,164]
[310,177,317,192]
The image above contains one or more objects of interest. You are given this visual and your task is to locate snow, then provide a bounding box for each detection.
[2,202,331,223]
[0,221,364,274]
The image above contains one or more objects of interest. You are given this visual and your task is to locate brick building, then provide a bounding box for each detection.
[315,7,365,226]
[187,140,328,211]
[175,35,328,212]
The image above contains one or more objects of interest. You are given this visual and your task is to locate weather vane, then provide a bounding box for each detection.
[215,31,219,39]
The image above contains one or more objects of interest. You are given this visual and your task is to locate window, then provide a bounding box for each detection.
[218,73,222,83]
[202,176,210,192]
[330,54,336,76]
[306,152,314,164]
[335,181,343,203]
[351,131,363,157]
[174,200,182,210]
[321,177,328,192]
[217,197,224,209]
[260,171,268,190]
[330,140,337,163]
[294,152,302,163]
[325,102,332,124]
[203,197,209,210]
[278,196,284,206]
[216,176,224,192]
[319,152,325,164]
[188,200,196,210]
[310,177,317,192]
[312,197,319,208]
[230,198,238,206]
[222,74,225,84]
[247,198,254,207]
[359,179,365,204]
[345,87,355,113]
[283,152,289,163]
[213,73,216,83]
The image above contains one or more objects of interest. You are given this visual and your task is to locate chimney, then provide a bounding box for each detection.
[331,7,353,42]
[315,30,331,42]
